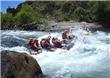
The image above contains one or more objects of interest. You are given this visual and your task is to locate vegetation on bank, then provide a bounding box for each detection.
[1,4,45,29]
[1,1,110,29]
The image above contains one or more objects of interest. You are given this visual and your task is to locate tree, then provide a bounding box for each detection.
[73,7,86,21]
[1,13,14,28]
[14,3,42,25]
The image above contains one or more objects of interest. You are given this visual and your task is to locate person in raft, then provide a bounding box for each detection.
[52,37,63,48]
[62,30,69,39]
[40,36,52,50]
[62,29,76,44]
[27,38,42,54]
[62,29,71,44]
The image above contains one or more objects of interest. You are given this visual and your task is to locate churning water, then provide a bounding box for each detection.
[1,28,110,78]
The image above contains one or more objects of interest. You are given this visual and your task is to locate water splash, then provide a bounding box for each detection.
[1,28,110,78]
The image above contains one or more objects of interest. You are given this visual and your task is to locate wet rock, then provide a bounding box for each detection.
[1,50,43,78]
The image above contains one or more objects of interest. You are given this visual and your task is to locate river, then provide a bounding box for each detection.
[1,27,110,78]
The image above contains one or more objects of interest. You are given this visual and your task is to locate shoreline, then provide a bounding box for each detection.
[1,21,103,32]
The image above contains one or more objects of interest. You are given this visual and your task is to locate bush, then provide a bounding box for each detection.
[73,7,86,21]
[1,13,14,26]
[14,3,42,25]
[1,1,110,29]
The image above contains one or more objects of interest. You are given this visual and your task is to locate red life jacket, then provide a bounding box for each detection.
[52,40,62,48]
[27,40,34,48]
[40,39,50,48]
[34,40,39,47]
[28,39,38,49]
[40,39,45,48]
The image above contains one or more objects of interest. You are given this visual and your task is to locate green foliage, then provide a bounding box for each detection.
[97,1,110,23]
[15,11,32,24]
[14,3,42,25]
[1,13,14,26]
[20,3,34,12]
[1,3,45,30]
[87,1,110,24]
[1,1,110,29]
[73,7,86,21]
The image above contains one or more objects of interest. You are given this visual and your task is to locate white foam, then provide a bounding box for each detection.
[1,28,110,78]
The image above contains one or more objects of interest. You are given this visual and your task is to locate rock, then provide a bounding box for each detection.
[16,22,41,31]
[1,50,43,78]
[1,21,102,31]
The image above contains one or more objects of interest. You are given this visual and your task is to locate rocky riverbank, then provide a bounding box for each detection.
[1,50,43,78]
[47,21,102,31]
[1,21,102,32]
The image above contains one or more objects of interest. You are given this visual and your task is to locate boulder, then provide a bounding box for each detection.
[1,50,43,78]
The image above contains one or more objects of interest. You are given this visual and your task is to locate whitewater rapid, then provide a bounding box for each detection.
[1,28,110,78]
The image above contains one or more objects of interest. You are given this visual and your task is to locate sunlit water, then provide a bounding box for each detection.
[1,28,110,78]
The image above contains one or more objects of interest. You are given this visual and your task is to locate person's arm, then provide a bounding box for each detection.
[46,42,50,45]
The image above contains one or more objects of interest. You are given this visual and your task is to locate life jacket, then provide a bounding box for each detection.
[52,39,62,48]
[40,39,51,49]
[28,39,38,49]
[40,39,44,48]
[27,40,35,49]
[34,39,39,47]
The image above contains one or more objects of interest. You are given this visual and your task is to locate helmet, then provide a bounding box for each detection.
[64,29,69,33]
[52,37,56,40]
[47,36,51,39]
